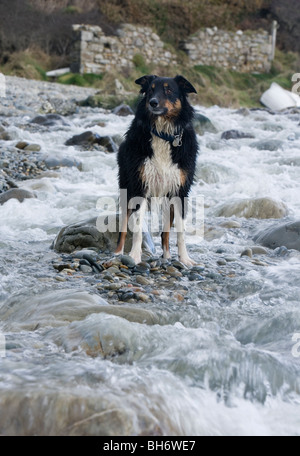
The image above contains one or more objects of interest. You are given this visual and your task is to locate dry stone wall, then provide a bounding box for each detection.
[70,24,177,74]
[182,27,273,73]
[70,24,274,75]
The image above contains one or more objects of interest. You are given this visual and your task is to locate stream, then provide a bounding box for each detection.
[0,76,300,436]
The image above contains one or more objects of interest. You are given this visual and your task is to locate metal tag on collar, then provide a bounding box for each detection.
[172,133,182,147]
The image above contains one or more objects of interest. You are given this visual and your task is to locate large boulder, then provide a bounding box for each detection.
[65,131,118,152]
[193,112,218,135]
[52,214,155,254]
[254,220,300,251]
[212,197,288,219]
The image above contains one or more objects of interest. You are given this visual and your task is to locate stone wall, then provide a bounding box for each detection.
[70,23,177,74]
[70,24,274,75]
[181,27,273,73]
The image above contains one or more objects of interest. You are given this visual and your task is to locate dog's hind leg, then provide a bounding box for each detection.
[173,197,195,267]
[115,209,131,255]
[128,197,147,265]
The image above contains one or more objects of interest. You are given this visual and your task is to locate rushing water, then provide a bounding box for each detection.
[0,78,300,435]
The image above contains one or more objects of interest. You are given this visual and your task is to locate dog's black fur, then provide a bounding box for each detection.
[115,74,199,265]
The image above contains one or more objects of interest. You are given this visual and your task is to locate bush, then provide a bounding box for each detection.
[132,54,150,74]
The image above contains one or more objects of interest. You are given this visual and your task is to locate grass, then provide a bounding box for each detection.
[56,72,103,87]
[1,45,298,109]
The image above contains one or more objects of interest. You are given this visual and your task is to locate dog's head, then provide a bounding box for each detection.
[135,75,197,118]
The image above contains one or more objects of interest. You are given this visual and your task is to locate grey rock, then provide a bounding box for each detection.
[43,157,82,170]
[0,188,35,205]
[235,108,251,116]
[52,214,155,255]
[241,248,253,258]
[80,264,93,273]
[92,305,159,325]
[40,99,77,116]
[96,135,118,153]
[212,197,288,219]
[193,112,218,135]
[15,141,29,150]
[24,144,41,152]
[221,130,255,140]
[120,255,136,268]
[30,114,70,127]
[251,246,268,255]
[250,139,284,151]
[254,220,300,251]
[65,131,98,147]
[65,131,117,152]
[0,131,13,141]
[112,104,134,116]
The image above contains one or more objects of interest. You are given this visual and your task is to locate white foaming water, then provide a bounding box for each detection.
[1,102,300,435]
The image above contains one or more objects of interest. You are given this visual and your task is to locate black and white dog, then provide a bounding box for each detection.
[115,74,199,266]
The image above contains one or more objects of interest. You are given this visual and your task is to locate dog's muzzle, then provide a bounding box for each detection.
[148,98,167,115]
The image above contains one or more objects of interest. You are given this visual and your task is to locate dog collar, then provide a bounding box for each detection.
[151,128,183,147]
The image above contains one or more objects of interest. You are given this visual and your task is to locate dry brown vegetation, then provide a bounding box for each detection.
[0,0,299,108]
[0,0,299,66]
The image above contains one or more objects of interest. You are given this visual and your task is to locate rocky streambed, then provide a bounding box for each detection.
[0,75,300,436]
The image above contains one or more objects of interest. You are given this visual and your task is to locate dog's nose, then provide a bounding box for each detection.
[149,98,159,108]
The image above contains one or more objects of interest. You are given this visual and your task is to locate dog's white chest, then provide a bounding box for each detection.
[143,135,182,197]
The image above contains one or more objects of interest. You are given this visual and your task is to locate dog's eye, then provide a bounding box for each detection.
[165,87,172,95]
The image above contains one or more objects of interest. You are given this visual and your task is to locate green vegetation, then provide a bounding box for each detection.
[132,54,150,75]
[0,0,299,109]
[57,72,103,87]
[1,47,297,109]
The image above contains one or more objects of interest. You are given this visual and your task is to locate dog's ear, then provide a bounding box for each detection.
[174,75,197,94]
[135,75,157,94]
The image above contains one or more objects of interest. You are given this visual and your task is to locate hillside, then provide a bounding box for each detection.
[0,0,299,108]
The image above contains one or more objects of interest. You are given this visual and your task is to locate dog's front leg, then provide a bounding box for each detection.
[174,197,195,267]
[128,197,147,265]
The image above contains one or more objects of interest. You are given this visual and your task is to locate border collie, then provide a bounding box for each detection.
[115,74,199,266]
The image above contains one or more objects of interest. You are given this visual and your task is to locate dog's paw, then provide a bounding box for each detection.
[179,255,196,267]
[129,251,141,265]
[162,250,171,260]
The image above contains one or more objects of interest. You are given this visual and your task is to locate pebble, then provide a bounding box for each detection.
[241,248,253,258]
[174,292,185,301]
[251,246,268,255]
[221,220,241,229]
[15,141,29,150]
[251,259,268,266]
[166,266,182,277]
[217,259,227,266]
[80,265,93,273]
[104,266,120,275]
[172,260,188,270]
[24,144,41,152]
[120,255,136,268]
[135,275,152,286]
[55,276,67,282]
[133,262,151,275]
[103,283,122,291]
[188,273,205,281]
[135,292,150,302]
[191,265,205,273]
